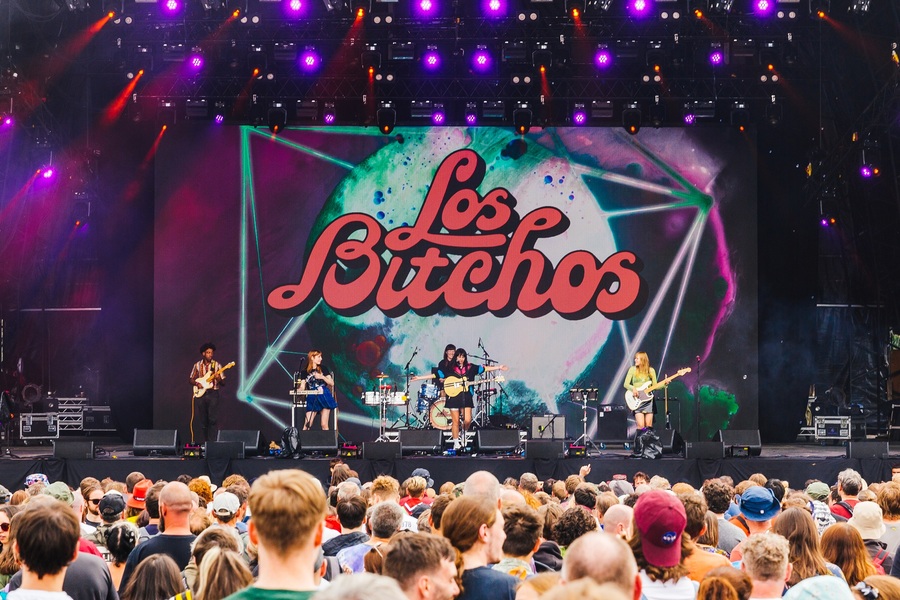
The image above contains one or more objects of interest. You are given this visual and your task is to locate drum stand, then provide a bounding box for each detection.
[570,388,603,454]
[375,391,393,442]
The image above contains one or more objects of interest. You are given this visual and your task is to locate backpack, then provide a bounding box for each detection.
[279,427,302,458]
[634,429,663,459]
[836,500,855,516]
[872,547,888,575]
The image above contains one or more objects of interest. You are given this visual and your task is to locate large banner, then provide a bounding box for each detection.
[154,125,758,444]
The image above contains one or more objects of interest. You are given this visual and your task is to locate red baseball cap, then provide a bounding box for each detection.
[633,489,687,568]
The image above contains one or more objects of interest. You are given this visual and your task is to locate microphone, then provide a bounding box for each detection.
[478,337,484,350]
[411,347,418,357]
[539,425,545,432]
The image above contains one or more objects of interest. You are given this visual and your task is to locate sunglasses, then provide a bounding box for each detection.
[0,522,9,532]
[88,498,102,505]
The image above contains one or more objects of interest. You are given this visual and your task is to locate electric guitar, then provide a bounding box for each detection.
[443,375,506,397]
[193,361,235,398]
[624,367,691,411]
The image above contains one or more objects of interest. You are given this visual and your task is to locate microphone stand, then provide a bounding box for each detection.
[695,355,702,441]
[394,348,418,429]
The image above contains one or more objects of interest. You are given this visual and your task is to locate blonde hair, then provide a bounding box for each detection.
[306,350,323,373]
[249,469,326,554]
[634,352,650,378]
[195,547,253,600]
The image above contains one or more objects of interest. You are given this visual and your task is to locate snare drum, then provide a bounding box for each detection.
[420,383,439,400]
[363,391,380,406]
[429,399,453,430]
[387,392,407,405]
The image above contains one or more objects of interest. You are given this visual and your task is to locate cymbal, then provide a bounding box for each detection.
[376,373,389,379]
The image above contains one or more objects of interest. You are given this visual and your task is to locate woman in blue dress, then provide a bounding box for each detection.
[299,350,337,431]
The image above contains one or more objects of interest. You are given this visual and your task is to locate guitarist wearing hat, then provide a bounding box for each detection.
[190,343,233,443]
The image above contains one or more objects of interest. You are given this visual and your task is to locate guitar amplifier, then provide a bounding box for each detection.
[20,413,59,440]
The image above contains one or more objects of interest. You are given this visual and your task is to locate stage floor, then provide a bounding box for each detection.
[0,438,895,493]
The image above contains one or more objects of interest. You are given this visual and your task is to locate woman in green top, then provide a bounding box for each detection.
[624,351,658,430]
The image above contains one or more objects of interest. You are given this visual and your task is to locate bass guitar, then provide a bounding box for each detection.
[194,361,235,398]
[624,367,691,411]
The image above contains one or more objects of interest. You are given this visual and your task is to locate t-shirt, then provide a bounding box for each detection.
[716,518,747,555]
[458,566,517,600]
[119,533,196,593]
[9,552,117,600]
[639,572,698,600]
[224,588,316,600]
[684,545,731,582]
[7,592,73,600]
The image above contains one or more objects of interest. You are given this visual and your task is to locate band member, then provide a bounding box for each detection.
[190,343,223,443]
[437,348,508,450]
[298,350,337,431]
[624,351,657,430]
[434,344,456,400]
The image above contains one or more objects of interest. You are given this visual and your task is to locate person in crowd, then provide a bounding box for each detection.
[442,495,518,600]
[516,572,561,600]
[210,491,249,554]
[225,469,326,599]
[822,523,878,585]
[400,477,429,515]
[323,497,369,557]
[705,566,753,600]
[561,531,641,600]
[427,495,454,537]
[697,577,739,600]
[463,471,502,506]
[629,489,695,600]
[875,482,900,557]
[120,554,186,600]
[184,527,242,592]
[552,505,597,549]
[602,503,634,539]
[369,476,418,532]
[533,503,563,573]
[847,501,893,573]
[740,532,793,599]
[833,469,865,520]
[783,576,854,600]
[195,547,253,600]
[857,575,900,600]
[311,571,406,600]
[138,481,166,543]
[6,501,80,600]
[492,506,542,580]
[679,493,731,581]
[382,533,460,600]
[0,505,20,552]
[703,480,746,555]
[771,507,842,586]
[338,501,405,574]
[104,521,139,590]
[804,482,838,534]
[80,481,104,534]
[119,481,196,592]
[728,487,781,562]
[544,578,632,600]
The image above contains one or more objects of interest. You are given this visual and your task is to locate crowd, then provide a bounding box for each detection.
[1,463,900,600]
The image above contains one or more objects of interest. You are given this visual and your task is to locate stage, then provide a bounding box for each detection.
[2,438,896,492]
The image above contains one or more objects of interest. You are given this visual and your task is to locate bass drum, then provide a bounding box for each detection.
[429,399,454,431]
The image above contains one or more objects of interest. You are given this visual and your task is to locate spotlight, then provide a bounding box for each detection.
[350,0,367,16]
[377,101,396,134]
[161,0,181,14]
[708,0,732,13]
[513,103,532,135]
[296,100,319,120]
[859,138,881,178]
[285,0,305,16]
[572,103,587,126]
[753,0,774,16]
[649,97,664,127]
[566,0,584,19]
[532,42,552,70]
[1,115,12,127]
[214,113,225,124]
[590,100,613,119]
[622,102,641,134]
[809,0,829,17]
[595,45,613,70]
[323,102,336,124]
[683,108,696,125]
[627,0,652,17]
[413,0,437,17]
[465,102,477,125]
[185,98,209,119]
[299,47,320,72]
[187,51,204,72]
[431,103,446,125]
[765,96,782,125]
[41,168,55,179]
[849,0,869,14]
[483,0,506,17]
[267,101,288,133]
[361,45,381,70]
[472,46,493,73]
[422,47,441,71]
[730,101,750,130]
[708,43,726,66]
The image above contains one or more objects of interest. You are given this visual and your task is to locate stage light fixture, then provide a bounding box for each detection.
[187,49,204,72]
[322,0,349,14]
[533,42,553,70]
[267,101,287,133]
[412,0,437,18]
[765,96,782,125]
[708,0,732,13]
[274,42,298,63]
[323,102,336,124]
[296,99,318,120]
[502,40,527,63]
[472,46,493,73]
[431,103,446,125]
[627,0,652,18]
[849,0,869,14]
[361,45,381,70]
[388,41,415,62]
[284,0,305,17]
[622,102,641,134]
[213,101,226,124]
[572,103,587,125]
[510,74,533,85]
[483,100,505,119]
[589,100,613,119]
[1,115,12,127]
[683,105,696,125]
[753,0,774,16]
[513,103,532,135]
[809,0,828,17]
[649,97,664,127]
[422,46,441,71]
[595,45,613,70]
[185,98,209,119]
[465,102,477,125]
[410,100,435,118]
[730,101,750,130]
[646,41,665,68]
[859,137,880,178]
[350,0,367,16]
[377,101,396,134]
[483,0,507,17]
[684,99,716,123]
[299,47,321,72]
[162,43,186,64]
[248,45,267,73]
[708,42,726,66]
[157,99,177,125]
[566,0,584,19]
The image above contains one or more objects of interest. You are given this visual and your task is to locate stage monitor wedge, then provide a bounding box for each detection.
[476,430,520,453]
[207,440,245,460]
[715,429,762,457]
[133,429,180,456]
[684,441,725,459]
[364,441,401,460]
[399,429,442,455]
[525,440,566,460]
[53,440,95,459]
[847,440,889,459]
[217,430,262,457]
[299,430,339,455]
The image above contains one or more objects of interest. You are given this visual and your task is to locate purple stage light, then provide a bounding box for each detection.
[2,117,11,126]
[466,113,477,125]
[753,0,773,15]
[324,113,335,124]
[163,0,179,13]
[483,0,505,16]
[42,168,54,179]
[472,49,492,72]
[299,50,320,72]
[289,0,302,10]
[423,50,440,70]
[432,111,445,125]
[413,0,436,17]
[820,218,829,227]
[708,49,724,65]
[860,166,873,178]
[189,54,204,70]
[595,48,612,69]
[683,113,696,125]
[628,0,651,16]
[214,114,225,124]
[573,110,587,125]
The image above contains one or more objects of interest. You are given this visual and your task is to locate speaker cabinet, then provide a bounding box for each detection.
[53,440,95,459]
[133,429,179,456]
[658,429,684,454]
[847,440,889,459]
[399,430,443,455]
[596,408,629,442]
[299,430,338,454]
[715,429,762,457]
[217,430,262,457]
[531,415,567,440]
[207,440,245,460]
[525,440,566,460]
[364,441,401,460]
[684,441,725,459]
[476,430,520,453]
